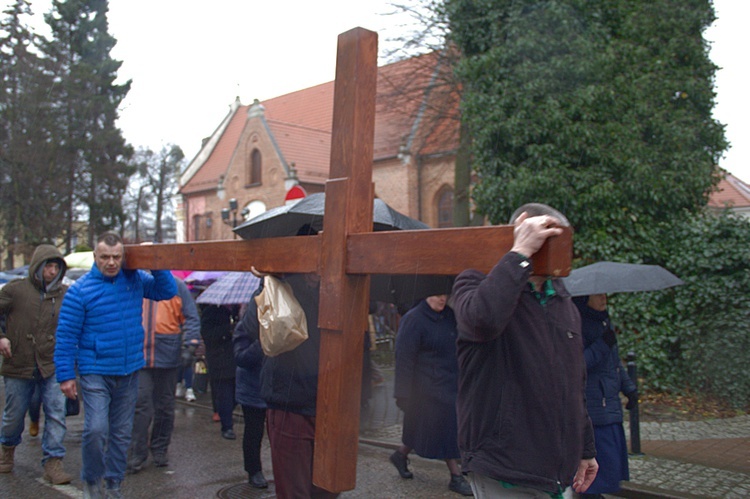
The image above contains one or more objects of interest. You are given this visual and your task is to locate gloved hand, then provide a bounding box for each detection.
[626,391,638,411]
[395,398,409,412]
[181,344,197,367]
[602,328,617,348]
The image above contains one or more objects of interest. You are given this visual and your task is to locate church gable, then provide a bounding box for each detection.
[178,52,463,241]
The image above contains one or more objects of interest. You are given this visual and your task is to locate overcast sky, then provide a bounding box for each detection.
[5,0,749,181]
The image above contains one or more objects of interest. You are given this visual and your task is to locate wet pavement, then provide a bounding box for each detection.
[1,370,749,498]
[0,387,461,499]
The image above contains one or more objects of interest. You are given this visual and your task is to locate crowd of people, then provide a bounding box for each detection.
[0,203,641,498]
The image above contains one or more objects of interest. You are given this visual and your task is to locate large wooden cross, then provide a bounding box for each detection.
[125,27,572,492]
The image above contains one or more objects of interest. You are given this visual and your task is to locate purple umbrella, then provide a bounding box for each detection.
[184,270,227,285]
[195,272,262,306]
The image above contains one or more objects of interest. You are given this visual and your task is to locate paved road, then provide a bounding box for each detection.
[0,392,463,499]
[2,372,749,498]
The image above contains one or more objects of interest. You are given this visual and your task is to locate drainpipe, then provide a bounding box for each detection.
[416,155,423,221]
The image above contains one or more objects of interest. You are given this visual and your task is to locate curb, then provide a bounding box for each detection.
[614,481,711,499]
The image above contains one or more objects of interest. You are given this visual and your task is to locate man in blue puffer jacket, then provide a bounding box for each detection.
[55,232,176,499]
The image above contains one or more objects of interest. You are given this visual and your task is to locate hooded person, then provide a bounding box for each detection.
[0,244,73,484]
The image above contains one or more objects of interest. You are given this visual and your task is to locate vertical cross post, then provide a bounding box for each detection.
[313,27,378,492]
[122,26,574,494]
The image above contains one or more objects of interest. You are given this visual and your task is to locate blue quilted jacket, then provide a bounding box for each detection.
[55,265,176,382]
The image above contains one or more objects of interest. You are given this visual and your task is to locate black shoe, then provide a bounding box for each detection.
[449,474,472,496]
[389,451,413,479]
[249,471,268,489]
[126,458,145,475]
[152,454,168,467]
[221,429,237,440]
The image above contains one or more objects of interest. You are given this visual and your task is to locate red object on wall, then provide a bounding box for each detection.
[284,185,307,203]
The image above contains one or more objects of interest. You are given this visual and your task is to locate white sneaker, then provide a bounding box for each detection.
[185,388,196,402]
[175,382,186,399]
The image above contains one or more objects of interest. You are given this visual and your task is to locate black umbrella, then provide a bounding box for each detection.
[562,262,685,297]
[233,193,428,240]
[233,193,453,307]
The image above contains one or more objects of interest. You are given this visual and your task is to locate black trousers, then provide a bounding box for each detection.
[130,367,179,462]
[241,405,266,476]
[210,377,236,432]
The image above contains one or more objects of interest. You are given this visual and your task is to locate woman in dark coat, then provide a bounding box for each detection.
[389,295,471,496]
[199,304,238,440]
[233,300,268,489]
[575,294,638,499]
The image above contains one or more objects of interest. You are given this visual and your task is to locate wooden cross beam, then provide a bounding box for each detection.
[125,27,572,492]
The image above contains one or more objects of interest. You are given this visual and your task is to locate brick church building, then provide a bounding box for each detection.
[177,52,462,242]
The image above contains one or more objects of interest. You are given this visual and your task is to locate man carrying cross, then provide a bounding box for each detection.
[451,203,598,498]
[124,28,574,493]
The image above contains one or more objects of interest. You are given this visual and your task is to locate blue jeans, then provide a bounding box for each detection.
[79,373,139,484]
[1,372,67,465]
[178,362,193,389]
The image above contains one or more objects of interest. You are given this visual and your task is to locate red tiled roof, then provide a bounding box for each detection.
[180,53,459,194]
[708,172,750,209]
[264,82,334,131]
[375,51,460,159]
[180,104,248,195]
[268,120,331,183]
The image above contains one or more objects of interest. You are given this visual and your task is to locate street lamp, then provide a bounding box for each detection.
[221,198,239,239]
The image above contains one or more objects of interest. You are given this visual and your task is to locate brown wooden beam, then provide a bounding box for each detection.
[314,27,378,492]
[124,237,321,274]
[347,226,573,277]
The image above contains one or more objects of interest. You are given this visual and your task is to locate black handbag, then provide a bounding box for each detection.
[65,396,80,416]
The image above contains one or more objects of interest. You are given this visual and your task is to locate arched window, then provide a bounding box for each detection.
[247,148,262,186]
[437,188,454,228]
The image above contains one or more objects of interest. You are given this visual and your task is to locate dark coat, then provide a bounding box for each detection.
[200,305,236,380]
[451,252,595,494]
[233,292,266,410]
[394,299,460,459]
[575,300,637,426]
[0,244,67,379]
[233,274,321,417]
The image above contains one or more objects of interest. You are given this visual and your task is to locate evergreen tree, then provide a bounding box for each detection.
[42,0,133,249]
[444,0,727,260]
[0,0,66,263]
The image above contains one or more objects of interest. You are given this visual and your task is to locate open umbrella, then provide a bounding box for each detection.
[233,194,453,308]
[195,272,262,306]
[233,193,428,240]
[184,270,227,285]
[562,262,685,297]
[171,270,193,280]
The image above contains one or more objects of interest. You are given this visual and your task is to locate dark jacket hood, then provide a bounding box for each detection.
[28,244,67,292]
